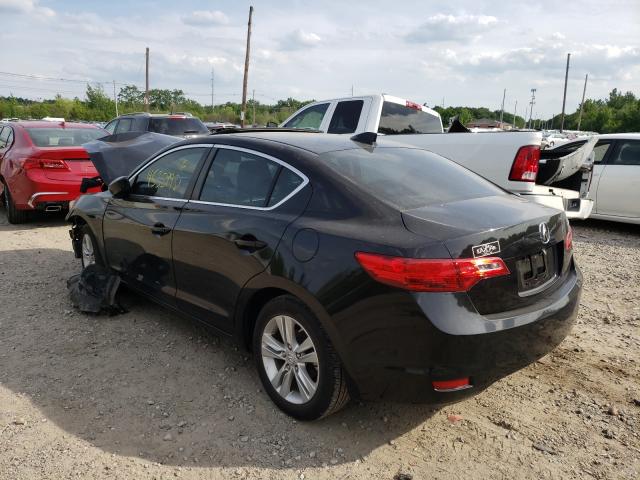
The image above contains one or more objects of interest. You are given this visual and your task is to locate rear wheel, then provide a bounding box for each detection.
[80,224,103,268]
[253,295,349,420]
[2,182,29,224]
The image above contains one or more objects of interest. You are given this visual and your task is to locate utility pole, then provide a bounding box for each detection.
[113,80,118,117]
[252,89,256,126]
[528,88,536,129]
[211,67,215,115]
[240,6,253,128]
[513,100,517,129]
[144,47,150,112]
[577,73,588,132]
[560,53,570,132]
[499,88,506,127]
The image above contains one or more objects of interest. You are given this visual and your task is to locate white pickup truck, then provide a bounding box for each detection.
[280,94,595,219]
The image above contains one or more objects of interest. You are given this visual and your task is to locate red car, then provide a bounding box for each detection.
[0,120,107,223]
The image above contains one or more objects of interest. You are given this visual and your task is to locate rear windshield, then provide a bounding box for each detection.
[378,101,442,135]
[321,147,505,210]
[148,117,208,135]
[26,128,105,147]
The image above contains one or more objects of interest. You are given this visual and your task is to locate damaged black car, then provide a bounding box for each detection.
[68,131,581,420]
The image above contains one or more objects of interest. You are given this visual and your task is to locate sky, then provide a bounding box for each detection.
[1,0,639,118]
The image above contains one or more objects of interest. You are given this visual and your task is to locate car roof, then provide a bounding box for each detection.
[194,131,413,155]
[594,133,640,140]
[7,120,101,129]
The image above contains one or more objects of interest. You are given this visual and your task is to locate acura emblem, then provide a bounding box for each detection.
[539,222,551,244]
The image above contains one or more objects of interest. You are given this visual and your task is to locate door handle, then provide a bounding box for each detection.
[233,235,267,251]
[151,222,172,236]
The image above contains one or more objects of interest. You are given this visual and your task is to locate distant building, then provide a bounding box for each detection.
[466,118,513,130]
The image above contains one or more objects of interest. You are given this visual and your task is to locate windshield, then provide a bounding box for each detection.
[26,128,106,147]
[321,147,505,210]
[148,117,208,135]
[378,101,443,135]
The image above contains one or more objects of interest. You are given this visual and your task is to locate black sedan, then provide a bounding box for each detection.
[67,131,582,420]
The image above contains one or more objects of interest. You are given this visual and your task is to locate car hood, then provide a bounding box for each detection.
[82,132,180,185]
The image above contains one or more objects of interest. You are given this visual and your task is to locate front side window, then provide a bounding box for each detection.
[284,103,329,130]
[199,149,283,207]
[378,101,442,135]
[104,120,117,134]
[130,147,207,199]
[610,141,640,166]
[327,100,363,134]
[0,127,9,148]
[115,119,133,134]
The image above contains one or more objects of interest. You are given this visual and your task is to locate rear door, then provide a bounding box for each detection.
[102,145,210,305]
[172,145,311,332]
[594,140,640,219]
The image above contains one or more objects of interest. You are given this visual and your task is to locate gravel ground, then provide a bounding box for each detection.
[0,207,639,480]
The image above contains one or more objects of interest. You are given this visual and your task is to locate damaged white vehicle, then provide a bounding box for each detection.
[280,94,596,219]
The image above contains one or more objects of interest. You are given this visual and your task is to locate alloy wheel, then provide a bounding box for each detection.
[81,233,96,267]
[261,315,319,404]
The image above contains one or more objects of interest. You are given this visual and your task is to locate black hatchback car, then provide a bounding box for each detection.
[67,132,581,420]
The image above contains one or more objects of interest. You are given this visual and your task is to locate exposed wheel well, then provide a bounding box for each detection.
[242,287,290,350]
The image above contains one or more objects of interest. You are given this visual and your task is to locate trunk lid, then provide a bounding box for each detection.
[32,147,97,181]
[402,194,571,314]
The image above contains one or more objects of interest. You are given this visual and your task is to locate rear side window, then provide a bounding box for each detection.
[25,128,105,147]
[199,149,280,207]
[378,101,442,135]
[327,100,363,134]
[148,117,208,135]
[284,103,329,130]
[131,147,207,199]
[611,141,640,166]
[321,147,505,210]
[268,168,304,207]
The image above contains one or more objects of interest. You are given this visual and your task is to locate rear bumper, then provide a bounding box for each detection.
[339,265,582,403]
[522,188,594,220]
[12,171,98,210]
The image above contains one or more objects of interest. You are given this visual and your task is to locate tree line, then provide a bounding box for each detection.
[1,84,638,133]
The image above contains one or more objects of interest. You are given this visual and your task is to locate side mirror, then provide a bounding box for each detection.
[108,176,131,198]
[266,121,278,128]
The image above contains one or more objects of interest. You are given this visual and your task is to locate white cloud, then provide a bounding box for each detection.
[182,10,229,27]
[406,13,498,43]
[280,29,322,50]
[0,0,54,17]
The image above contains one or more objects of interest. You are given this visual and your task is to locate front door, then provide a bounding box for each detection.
[172,146,311,332]
[102,145,210,305]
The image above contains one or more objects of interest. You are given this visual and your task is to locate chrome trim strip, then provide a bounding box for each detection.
[433,384,474,393]
[127,144,213,180]
[28,191,69,208]
[188,144,309,211]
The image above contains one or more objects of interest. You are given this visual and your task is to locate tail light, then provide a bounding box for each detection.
[565,226,573,252]
[23,158,69,170]
[509,145,540,182]
[432,377,472,392]
[355,252,510,292]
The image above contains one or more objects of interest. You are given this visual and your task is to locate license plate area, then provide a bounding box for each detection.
[516,247,557,295]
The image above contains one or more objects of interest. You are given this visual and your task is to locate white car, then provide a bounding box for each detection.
[548,133,640,224]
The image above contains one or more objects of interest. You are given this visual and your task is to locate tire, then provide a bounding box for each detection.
[253,295,350,420]
[2,182,29,224]
[80,224,104,268]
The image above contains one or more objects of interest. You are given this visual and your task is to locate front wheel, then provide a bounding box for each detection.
[80,224,103,268]
[253,295,349,420]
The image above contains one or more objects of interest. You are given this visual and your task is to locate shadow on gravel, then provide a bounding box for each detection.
[0,247,437,470]
[0,205,68,231]
[571,218,640,244]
